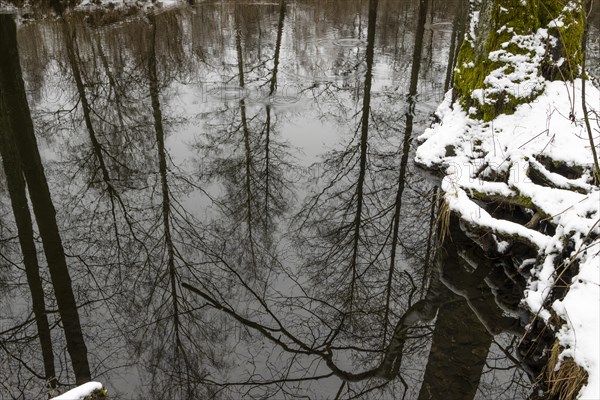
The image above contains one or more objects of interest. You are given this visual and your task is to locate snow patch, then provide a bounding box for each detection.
[51,382,104,400]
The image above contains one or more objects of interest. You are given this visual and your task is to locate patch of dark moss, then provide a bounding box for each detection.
[536,155,584,179]
[83,388,109,400]
[454,0,542,120]
[444,145,456,157]
[526,162,589,194]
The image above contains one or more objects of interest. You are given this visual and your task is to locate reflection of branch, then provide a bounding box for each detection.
[0,340,47,381]
[63,20,148,259]
[0,314,35,338]
[183,282,315,356]
[148,13,187,368]
[202,372,335,387]
[183,273,439,384]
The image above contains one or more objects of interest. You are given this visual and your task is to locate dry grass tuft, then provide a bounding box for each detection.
[545,340,588,400]
[436,197,452,246]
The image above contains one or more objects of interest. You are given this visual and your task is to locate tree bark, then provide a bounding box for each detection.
[453,0,585,120]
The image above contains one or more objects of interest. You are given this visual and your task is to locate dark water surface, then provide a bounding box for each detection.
[3,1,599,399]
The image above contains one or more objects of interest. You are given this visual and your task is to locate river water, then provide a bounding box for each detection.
[1,1,599,399]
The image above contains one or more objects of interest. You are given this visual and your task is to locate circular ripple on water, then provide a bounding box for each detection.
[270,95,301,107]
[250,94,307,111]
[281,62,368,84]
[208,84,248,102]
[332,38,367,48]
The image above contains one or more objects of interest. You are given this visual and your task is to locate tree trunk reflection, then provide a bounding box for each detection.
[0,14,91,386]
[0,25,57,388]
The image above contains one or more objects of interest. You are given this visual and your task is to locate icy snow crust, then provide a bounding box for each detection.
[416,80,600,399]
[51,382,104,400]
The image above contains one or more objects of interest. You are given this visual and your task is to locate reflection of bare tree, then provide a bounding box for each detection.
[149,11,185,376]
[1,1,539,398]
[184,1,439,398]
[196,0,293,278]
[0,14,91,386]
[292,0,381,333]
[128,14,227,400]
[381,0,429,346]
[0,37,57,394]
[62,19,144,254]
[48,19,158,303]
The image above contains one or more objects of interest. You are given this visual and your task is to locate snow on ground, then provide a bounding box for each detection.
[416,79,600,399]
[51,382,105,400]
[76,0,180,10]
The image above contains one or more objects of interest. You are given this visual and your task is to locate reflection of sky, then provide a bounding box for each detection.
[18,2,453,397]
[2,1,539,399]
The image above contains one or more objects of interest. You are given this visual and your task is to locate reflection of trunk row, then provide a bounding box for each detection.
[0,15,91,387]
[0,0,541,399]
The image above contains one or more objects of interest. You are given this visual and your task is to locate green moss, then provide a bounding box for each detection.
[454,0,584,120]
[454,0,542,120]
[83,388,109,400]
[556,6,584,79]
[468,188,538,211]
[536,155,584,179]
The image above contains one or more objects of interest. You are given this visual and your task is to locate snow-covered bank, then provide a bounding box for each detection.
[74,0,181,11]
[51,382,106,400]
[0,0,184,15]
[416,79,600,399]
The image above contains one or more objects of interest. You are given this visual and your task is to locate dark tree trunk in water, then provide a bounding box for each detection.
[147,14,186,364]
[417,286,492,400]
[0,14,91,385]
[418,214,523,399]
[383,0,427,345]
[417,224,493,400]
[344,0,377,316]
[0,50,57,389]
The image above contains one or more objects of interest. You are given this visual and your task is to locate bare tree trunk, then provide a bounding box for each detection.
[417,220,496,400]
[0,14,91,385]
